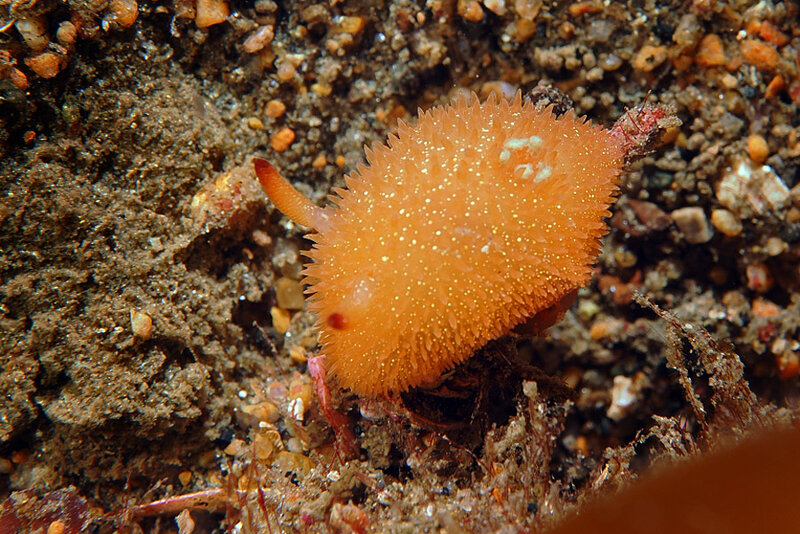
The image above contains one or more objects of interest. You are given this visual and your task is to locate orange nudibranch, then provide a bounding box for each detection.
[255,92,676,397]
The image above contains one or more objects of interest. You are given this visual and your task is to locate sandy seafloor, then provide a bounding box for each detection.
[1,0,800,532]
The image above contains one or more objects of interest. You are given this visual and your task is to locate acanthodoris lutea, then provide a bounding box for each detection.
[255,92,626,397]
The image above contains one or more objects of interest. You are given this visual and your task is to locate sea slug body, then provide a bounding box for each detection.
[256,92,629,397]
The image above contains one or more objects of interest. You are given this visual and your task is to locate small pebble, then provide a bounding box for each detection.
[710,209,742,236]
[11,450,28,464]
[266,381,288,402]
[599,53,623,71]
[568,1,603,16]
[739,39,779,71]
[286,437,305,453]
[720,73,738,89]
[47,521,65,534]
[252,229,271,247]
[694,34,726,67]
[312,154,327,168]
[480,81,516,100]
[15,17,49,51]
[747,134,769,164]
[247,117,264,130]
[253,432,278,461]
[275,277,305,309]
[457,0,484,21]
[672,13,702,49]
[772,338,789,356]
[746,263,773,293]
[752,296,780,318]
[483,0,506,15]
[633,44,667,72]
[577,299,599,320]
[176,510,196,534]
[557,21,575,40]
[178,470,192,486]
[716,157,790,217]
[614,248,637,268]
[276,60,296,82]
[776,352,800,380]
[575,435,589,456]
[108,0,139,28]
[585,67,604,82]
[515,0,543,19]
[255,0,277,13]
[0,457,12,474]
[685,132,705,151]
[588,321,607,340]
[629,199,672,232]
[671,207,714,244]
[510,19,537,42]
[597,274,635,305]
[561,366,582,389]
[241,401,281,424]
[24,52,64,79]
[765,236,787,256]
[272,451,312,476]
[270,127,296,152]
[759,322,778,343]
[7,67,27,90]
[311,82,332,96]
[196,0,229,28]
[265,99,286,118]
[765,75,785,99]
[333,15,366,35]
[589,318,624,340]
[289,372,313,422]
[243,25,274,54]
[270,306,291,334]
[607,374,643,421]
[56,21,78,47]
[757,20,789,47]
[592,22,622,47]
[224,438,244,456]
[130,309,153,340]
[289,345,308,362]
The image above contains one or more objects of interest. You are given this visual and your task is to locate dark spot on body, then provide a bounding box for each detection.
[327,312,348,330]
